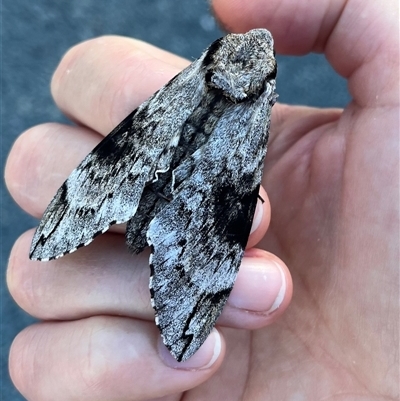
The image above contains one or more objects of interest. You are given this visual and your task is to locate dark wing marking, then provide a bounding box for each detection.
[147,86,275,361]
[30,58,207,261]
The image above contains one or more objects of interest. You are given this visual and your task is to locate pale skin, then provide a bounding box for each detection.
[5,0,398,399]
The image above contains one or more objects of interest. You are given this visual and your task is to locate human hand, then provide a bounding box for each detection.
[6,0,399,400]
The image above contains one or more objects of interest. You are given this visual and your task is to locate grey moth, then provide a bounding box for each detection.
[30,28,278,362]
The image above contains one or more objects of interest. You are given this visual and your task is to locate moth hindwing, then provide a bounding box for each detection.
[30,28,278,362]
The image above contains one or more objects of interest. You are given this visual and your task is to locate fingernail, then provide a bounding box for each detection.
[228,259,286,313]
[250,198,263,234]
[159,329,221,370]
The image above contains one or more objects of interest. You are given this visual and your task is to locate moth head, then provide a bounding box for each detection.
[204,29,277,103]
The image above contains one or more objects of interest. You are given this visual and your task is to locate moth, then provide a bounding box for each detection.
[30,28,278,362]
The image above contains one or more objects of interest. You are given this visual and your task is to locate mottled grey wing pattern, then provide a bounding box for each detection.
[30,58,207,261]
[29,28,278,362]
[147,86,276,361]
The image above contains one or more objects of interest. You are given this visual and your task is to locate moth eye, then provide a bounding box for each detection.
[267,63,277,80]
[235,56,250,69]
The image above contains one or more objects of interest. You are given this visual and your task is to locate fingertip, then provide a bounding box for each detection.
[158,328,224,371]
[233,250,291,313]
[220,249,292,329]
[247,186,270,249]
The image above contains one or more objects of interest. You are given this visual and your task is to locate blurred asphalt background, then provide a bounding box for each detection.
[1,0,350,398]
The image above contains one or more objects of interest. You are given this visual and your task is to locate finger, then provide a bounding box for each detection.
[8,229,292,330]
[212,0,399,106]
[51,36,190,135]
[9,317,224,401]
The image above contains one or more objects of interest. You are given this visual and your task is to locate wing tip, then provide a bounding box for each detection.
[153,309,195,362]
[28,223,117,262]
